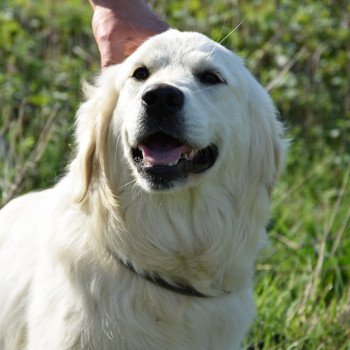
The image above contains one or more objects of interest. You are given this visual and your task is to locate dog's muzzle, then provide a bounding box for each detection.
[130,84,218,190]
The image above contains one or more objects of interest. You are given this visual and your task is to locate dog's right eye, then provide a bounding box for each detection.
[132,67,150,81]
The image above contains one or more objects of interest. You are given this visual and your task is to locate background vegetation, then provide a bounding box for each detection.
[0,0,349,348]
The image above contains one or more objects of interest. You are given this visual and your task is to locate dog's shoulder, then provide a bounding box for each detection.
[0,188,60,244]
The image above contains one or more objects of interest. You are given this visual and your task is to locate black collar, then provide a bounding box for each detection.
[108,249,208,297]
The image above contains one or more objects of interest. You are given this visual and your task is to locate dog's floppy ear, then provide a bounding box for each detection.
[73,66,119,203]
[246,76,287,195]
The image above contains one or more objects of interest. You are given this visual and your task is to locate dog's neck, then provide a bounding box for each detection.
[106,247,220,297]
[86,177,267,297]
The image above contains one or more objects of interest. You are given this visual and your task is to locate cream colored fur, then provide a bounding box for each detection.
[0,30,285,350]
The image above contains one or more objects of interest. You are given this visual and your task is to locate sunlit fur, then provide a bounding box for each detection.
[0,30,286,350]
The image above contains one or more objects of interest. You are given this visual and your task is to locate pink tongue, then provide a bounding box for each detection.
[139,138,185,166]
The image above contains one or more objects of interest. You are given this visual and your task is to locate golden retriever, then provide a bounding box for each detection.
[0,30,285,349]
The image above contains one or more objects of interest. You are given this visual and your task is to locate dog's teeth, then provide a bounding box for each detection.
[144,160,179,166]
[181,149,197,161]
[157,161,179,166]
[188,150,197,161]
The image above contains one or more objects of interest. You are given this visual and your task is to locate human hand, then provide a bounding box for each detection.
[91,0,169,68]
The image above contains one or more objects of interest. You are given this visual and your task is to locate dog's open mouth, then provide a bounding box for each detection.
[131,132,218,185]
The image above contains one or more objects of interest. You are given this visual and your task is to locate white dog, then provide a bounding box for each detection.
[0,30,285,349]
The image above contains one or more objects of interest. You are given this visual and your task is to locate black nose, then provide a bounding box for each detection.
[142,84,184,118]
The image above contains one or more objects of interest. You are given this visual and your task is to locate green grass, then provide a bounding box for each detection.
[246,139,350,349]
[0,1,349,348]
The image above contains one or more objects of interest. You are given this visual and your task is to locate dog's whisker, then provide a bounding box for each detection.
[215,17,228,43]
[117,178,137,192]
[192,85,216,94]
[207,45,218,58]
[133,185,143,199]
[219,18,246,45]
[211,47,217,56]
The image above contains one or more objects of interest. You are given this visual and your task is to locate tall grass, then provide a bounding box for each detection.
[0,1,349,348]
[246,138,350,349]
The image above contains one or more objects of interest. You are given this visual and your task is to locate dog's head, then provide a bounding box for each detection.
[74,30,285,200]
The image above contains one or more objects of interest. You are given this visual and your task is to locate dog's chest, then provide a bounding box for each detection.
[64,271,251,350]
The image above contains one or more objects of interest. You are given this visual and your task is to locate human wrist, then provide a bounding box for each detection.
[89,0,145,11]
[90,0,169,67]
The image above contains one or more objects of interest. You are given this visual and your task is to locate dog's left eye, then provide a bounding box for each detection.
[132,67,150,81]
[198,71,224,85]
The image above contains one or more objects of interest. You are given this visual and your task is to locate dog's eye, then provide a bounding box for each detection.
[132,67,150,81]
[198,71,224,85]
